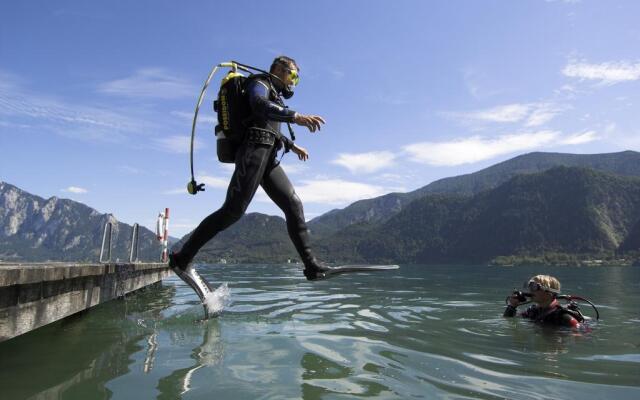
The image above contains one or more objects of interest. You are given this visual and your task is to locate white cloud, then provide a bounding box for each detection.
[0,91,140,133]
[164,173,229,195]
[450,103,565,127]
[252,187,270,203]
[556,84,578,94]
[525,104,567,127]
[170,110,218,125]
[560,131,599,145]
[153,135,205,154]
[253,177,390,205]
[98,68,197,99]
[403,131,561,166]
[164,188,188,195]
[0,120,31,129]
[562,60,640,85]
[62,186,88,194]
[200,175,230,189]
[304,212,322,220]
[162,175,229,195]
[553,83,588,102]
[331,151,396,174]
[0,69,149,143]
[294,179,389,205]
[470,104,531,123]
[279,163,309,175]
[220,163,236,173]
[376,172,412,186]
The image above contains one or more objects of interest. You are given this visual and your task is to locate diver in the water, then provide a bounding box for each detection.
[171,56,330,282]
[504,275,582,328]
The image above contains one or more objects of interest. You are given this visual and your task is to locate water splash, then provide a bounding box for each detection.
[203,282,232,317]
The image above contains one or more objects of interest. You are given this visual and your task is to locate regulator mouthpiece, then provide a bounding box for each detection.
[187,180,205,195]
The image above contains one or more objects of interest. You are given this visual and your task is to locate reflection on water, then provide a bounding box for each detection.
[0,265,639,399]
[155,321,224,399]
[143,332,158,374]
[0,282,175,399]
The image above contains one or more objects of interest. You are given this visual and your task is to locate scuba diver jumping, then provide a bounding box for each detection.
[170,55,332,297]
[504,274,600,329]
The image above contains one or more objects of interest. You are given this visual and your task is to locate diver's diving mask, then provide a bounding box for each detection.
[283,66,299,86]
[525,280,559,294]
[277,66,298,99]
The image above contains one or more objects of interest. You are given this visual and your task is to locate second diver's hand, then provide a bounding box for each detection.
[293,113,326,133]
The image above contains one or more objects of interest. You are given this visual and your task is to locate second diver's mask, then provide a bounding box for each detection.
[525,280,560,295]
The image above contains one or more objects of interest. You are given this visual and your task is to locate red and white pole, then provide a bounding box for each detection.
[161,208,170,262]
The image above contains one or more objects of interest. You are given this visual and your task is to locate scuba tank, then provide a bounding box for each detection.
[213,70,250,163]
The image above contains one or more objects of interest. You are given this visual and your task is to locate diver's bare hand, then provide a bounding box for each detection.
[292,144,309,161]
[293,113,325,133]
[508,295,522,307]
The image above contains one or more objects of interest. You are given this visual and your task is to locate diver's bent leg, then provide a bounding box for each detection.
[262,165,327,278]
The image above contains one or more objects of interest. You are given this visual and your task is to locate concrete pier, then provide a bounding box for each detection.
[0,262,173,342]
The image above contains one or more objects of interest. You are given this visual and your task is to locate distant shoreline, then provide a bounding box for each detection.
[489,253,640,267]
[183,253,640,267]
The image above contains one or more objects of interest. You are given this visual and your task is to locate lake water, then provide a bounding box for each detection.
[1,264,639,399]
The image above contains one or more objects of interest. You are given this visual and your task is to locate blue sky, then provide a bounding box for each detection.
[1,0,639,237]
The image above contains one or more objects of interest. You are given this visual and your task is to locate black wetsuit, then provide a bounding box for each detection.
[178,76,316,266]
[504,300,580,328]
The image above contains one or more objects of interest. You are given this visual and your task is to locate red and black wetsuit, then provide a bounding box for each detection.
[504,299,580,328]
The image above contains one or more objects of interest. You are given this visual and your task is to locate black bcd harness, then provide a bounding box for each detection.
[213,72,295,163]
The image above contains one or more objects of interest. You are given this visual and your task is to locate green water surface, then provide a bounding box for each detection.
[1,264,638,399]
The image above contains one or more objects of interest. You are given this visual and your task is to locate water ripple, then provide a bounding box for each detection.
[8,264,638,400]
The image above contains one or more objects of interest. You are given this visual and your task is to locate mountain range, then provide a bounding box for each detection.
[2,150,639,265]
[0,182,166,262]
[308,150,640,236]
[316,166,640,264]
[183,150,640,265]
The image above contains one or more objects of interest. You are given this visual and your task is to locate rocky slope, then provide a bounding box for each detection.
[0,181,166,262]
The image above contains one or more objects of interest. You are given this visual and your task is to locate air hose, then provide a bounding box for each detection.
[558,295,600,320]
[187,62,232,195]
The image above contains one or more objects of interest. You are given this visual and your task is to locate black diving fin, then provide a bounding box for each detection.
[307,264,399,281]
